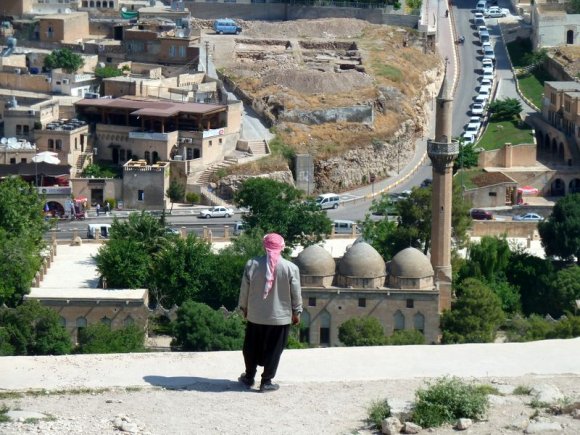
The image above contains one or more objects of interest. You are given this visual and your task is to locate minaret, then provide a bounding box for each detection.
[427,65,459,312]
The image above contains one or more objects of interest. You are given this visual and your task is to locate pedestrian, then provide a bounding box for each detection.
[445,9,449,17]
[96,203,100,216]
[105,201,110,215]
[238,233,302,393]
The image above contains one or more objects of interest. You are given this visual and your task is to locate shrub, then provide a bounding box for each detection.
[76,324,145,354]
[412,377,489,428]
[104,198,117,209]
[185,192,200,205]
[384,329,425,345]
[367,399,391,429]
[338,317,385,346]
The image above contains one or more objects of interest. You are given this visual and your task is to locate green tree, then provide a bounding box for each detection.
[185,192,200,205]
[550,265,580,315]
[0,177,47,306]
[538,193,580,263]
[458,236,511,282]
[171,301,245,351]
[441,278,505,344]
[454,142,480,173]
[234,178,331,248]
[76,323,145,354]
[487,98,523,121]
[0,301,71,356]
[152,235,215,307]
[43,48,84,73]
[338,317,386,346]
[94,66,123,79]
[506,253,556,316]
[384,329,426,345]
[166,180,185,213]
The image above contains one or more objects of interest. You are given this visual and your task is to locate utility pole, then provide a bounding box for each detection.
[204,41,210,74]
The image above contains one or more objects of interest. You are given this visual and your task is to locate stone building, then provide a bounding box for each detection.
[531,1,580,48]
[37,12,90,44]
[122,159,170,210]
[296,243,440,346]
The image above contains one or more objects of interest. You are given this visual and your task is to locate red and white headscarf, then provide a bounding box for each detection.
[262,233,285,299]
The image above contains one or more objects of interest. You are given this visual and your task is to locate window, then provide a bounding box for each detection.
[76,316,87,327]
[319,310,330,346]
[75,137,78,150]
[169,45,176,57]
[550,92,556,105]
[16,125,22,135]
[9,158,16,164]
[56,139,62,150]
[100,316,112,327]
[414,312,425,334]
[358,298,366,308]
[48,139,54,149]
[308,297,316,307]
[179,46,186,57]
[219,138,223,144]
[565,101,571,113]
[21,158,27,163]
[394,310,405,331]
[23,125,29,134]
[489,192,497,197]
[406,299,414,308]
[138,190,144,201]
[59,316,66,327]
[124,316,135,327]
[209,140,213,146]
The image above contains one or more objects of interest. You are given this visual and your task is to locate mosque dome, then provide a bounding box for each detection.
[295,245,335,276]
[338,242,385,278]
[390,247,434,278]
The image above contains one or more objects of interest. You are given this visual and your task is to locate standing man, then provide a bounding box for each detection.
[96,203,100,216]
[238,233,302,392]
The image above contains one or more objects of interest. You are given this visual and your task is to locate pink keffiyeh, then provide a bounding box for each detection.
[262,233,285,299]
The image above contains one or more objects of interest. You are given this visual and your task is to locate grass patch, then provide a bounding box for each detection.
[513,385,532,395]
[0,392,24,400]
[0,405,9,423]
[475,384,501,396]
[530,398,550,409]
[456,168,483,190]
[367,398,391,429]
[517,68,552,109]
[477,118,534,151]
[506,39,534,68]
[372,62,403,82]
[412,377,489,428]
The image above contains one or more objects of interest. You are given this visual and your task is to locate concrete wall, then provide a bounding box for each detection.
[478,143,537,168]
[543,56,574,82]
[0,72,52,93]
[184,2,419,27]
[463,183,516,208]
[471,221,542,238]
[122,164,170,210]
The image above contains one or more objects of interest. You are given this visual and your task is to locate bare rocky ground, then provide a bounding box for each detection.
[1,375,580,434]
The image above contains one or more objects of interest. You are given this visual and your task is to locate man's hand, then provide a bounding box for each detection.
[240,307,247,319]
[292,312,301,325]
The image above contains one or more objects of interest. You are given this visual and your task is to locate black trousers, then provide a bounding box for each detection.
[243,321,290,383]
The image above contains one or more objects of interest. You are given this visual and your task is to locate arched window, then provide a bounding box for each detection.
[394,310,405,331]
[60,316,67,327]
[101,316,112,327]
[76,316,87,327]
[123,316,135,327]
[300,311,310,344]
[569,179,580,194]
[144,151,150,164]
[55,139,62,150]
[48,139,54,149]
[567,29,574,44]
[319,310,330,346]
[414,312,425,334]
[152,151,159,164]
[74,137,78,150]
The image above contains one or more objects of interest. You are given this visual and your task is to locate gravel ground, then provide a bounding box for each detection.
[1,375,580,434]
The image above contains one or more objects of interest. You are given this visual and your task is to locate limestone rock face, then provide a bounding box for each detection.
[530,384,564,404]
[217,171,295,199]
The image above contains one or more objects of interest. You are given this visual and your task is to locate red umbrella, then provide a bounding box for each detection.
[74,196,88,203]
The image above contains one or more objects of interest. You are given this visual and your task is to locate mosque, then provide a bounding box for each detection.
[295,68,458,346]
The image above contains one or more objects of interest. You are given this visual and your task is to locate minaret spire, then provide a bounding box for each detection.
[427,60,459,312]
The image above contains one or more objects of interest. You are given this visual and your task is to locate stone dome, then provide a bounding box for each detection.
[390,247,434,278]
[338,242,385,278]
[295,245,335,276]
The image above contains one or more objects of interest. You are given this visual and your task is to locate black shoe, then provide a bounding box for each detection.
[238,373,255,387]
[259,381,280,392]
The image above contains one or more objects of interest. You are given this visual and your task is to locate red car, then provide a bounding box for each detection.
[470,209,493,220]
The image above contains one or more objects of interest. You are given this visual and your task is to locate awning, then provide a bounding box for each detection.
[517,186,539,195]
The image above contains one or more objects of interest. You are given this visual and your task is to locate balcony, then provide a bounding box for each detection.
[129,131,170,141]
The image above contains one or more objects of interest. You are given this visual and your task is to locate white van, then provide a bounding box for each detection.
[315,193,340,210]
[233,221,246,236]
[87,224,111,239]
[333,220,360,235]
[476,1,487,12]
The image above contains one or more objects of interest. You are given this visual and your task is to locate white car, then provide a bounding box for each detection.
[482,68,494,82]
[471,102,485,115]
[482,43,495,62]
[478,25,488,37]
[474,93,489,105]
[481,77,493,88]
[513,213,544,222]
[468,117,482,132]
[484,6,507,18]
[482,58,494,69]
[463,122,480,143]
[478,84,492,95]
[199,206,234,218]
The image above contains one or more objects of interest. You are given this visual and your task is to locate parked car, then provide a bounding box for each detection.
[471,209,493,220]
[482,42,495,62]
[315,193,340,209]
[484,6,507,18]
[513,213,544,222]
[474,16,486,27]
[199,206,234,218]
[478,25,488,36]
[473,12,484,21]
[165,227,181,235]
[471,102,485,115]
[463,122,480,143]
[482,68,494,82]
[468,116,482,131]
[333,219,361,235]
[420,178,433,188]
[482,58,494,70]
[475,0,487,12]
[479,30,490,44]
[213,19,242,35]
[233,221,246,235]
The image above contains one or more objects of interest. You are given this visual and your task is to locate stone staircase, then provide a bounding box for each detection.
[188,158,239,206]
[74,144,93,177]
[247,139,269,156]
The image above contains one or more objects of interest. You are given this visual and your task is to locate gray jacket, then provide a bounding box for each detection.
[238,256,303,326]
